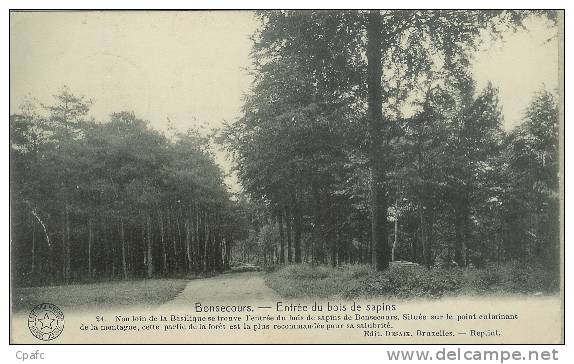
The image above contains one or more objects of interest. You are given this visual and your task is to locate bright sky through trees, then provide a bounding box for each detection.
[10,11,559,190]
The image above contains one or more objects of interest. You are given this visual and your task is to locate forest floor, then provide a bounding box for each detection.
[12,278,189,312]
[11,272,278,313]
[265,263,560,299]
[11,263,560,313]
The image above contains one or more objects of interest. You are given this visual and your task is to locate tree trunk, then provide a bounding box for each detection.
[195,205,200,273]
[454,200,468,267]
[332,227,340,267]
[367,10,390,271]
[419,203,428,266]
[146,213,153,278]
[62,205,71,284]
[177,209,184,272]
[88,216,93,279]
[412,231,418,263]
[185,217,192,273]
[159,210,167,275]
[203,210,209,273]
[31,214,36,274]
[426,210,434,267]
[62,211,66,283]
[311,183,325,264]
[278,209,285,264]
[293,193,302,263]
[286,206,293,263]
[109,216,116,278]
[209,219,216,271]
[392,198,398,262]
[120,217,128,280]
[224,234,232,270]
[190,207,196,273]
[172,209,179,273]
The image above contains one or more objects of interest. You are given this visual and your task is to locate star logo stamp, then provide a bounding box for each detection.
[28,303,64,341]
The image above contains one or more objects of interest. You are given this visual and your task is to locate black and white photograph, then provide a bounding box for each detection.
[8,8,564,347]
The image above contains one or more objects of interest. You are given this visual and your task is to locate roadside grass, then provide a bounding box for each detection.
[265,261,559,299]
[12,278,189,312]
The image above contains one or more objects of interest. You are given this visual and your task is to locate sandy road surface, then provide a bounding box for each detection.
[162,271,280,307]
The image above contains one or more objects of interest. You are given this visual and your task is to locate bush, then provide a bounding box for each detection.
[464,264,503,292]
[464,260,559,294]
[265,263,368,298]
[265,260,559,299]
[345,266,463,299]
[263,264,281,273]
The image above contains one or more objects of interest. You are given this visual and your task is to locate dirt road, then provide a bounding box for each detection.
[162,271,280,307]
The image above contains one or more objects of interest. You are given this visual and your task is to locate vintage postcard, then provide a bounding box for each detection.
[9,9,564,344]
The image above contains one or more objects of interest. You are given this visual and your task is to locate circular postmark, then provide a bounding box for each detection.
[28,303,64,341]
